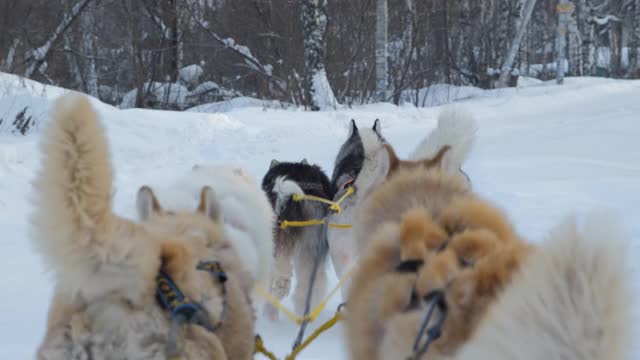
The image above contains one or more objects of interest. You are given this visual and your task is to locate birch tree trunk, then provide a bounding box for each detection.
[629,0,640,76]
[567,16,581,75]
[375,0,388,101]
[497,0,538,87]
[81,1,98,97]
[576,0,595,75]
[609,0,624,77]
[24,0,92,78]
[391,0,415,104]
[556,0,572,84]
[63,32,83,88]
[168,0,184,82]
[1,38,19,72]
[302,0,336,110]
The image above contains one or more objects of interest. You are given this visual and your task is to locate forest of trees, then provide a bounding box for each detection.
[1,0,638,110]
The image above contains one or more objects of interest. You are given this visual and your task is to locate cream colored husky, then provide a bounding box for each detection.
[32,95,255,359]
[345,140,632,360]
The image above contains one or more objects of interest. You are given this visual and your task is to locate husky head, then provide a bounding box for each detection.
[262,160,333,223]
[135,185,238,329]
[331,119,386,193]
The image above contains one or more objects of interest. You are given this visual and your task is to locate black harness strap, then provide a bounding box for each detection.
[408,292,448,360]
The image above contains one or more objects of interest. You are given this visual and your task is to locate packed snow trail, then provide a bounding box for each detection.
[0,75,639,359]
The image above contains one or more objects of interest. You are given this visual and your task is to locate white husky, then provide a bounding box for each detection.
[145,164,275,294]
[33,95,255,359]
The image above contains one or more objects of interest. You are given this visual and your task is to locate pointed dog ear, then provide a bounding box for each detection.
[137,185,162,220]
[372,118,382,136]
[383,143,400,177]
[348,119,359,137]
[270,159,280,169]
[423,145,451,169]
[197,186,222,222]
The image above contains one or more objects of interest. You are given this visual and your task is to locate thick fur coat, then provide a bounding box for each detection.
[143,163,275,294]
[345,134,631,360]
[261,160,334,319]
[33,95,254,360]
[327,111,477,299]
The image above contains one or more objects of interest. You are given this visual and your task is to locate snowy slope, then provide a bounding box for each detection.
[1,74,639,359]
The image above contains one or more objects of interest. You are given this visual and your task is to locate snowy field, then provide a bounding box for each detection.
[1,73,639,358]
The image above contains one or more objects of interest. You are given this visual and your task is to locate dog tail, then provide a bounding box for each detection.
[273,176,304,212]
[458,211,632,360]
[31,94,116,278]
[410,107,477,176]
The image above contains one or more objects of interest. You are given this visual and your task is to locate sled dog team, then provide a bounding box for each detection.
[34,94,631,360]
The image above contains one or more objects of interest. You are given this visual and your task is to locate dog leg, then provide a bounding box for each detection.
[264,237,294,321]
[292,238,328,316]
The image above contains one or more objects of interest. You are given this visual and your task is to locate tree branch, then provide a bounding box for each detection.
[24,0,93,78]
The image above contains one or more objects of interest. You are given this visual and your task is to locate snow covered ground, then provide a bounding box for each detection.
[1,73,639,359]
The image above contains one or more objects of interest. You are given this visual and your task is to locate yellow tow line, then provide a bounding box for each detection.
[255,267,354,325]
[253,184,355,359]
[280,186,355,230]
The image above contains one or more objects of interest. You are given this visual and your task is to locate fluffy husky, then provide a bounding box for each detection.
[345,141,631,360]
[327,110,477,298]
[261,159,334,319]
[139,163,275,296]
[33,95,255,359]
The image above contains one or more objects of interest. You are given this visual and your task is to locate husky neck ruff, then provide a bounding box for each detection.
[156,260,229,359]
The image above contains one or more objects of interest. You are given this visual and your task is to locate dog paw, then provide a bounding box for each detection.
[271,277,291,298]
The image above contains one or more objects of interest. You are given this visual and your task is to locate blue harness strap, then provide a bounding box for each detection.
[156,261,229,359]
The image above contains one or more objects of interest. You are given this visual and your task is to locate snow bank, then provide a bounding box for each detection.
[312,69,337,110]
[120,82,190,109]
[187,96,290,113]
[179,64,204,87]
[0,72,111,134]
[400,84,486,107]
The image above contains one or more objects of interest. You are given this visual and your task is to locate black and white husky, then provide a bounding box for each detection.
[261,159,334,320]
[327,108,478,298]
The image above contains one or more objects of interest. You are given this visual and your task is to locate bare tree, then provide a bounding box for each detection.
[497,0,538,87]
[3,0,640,110]
[556,1,573,84]
[302,0,336,110]
[629,0,640,76]
[81,1,99,97]
[1,39,19,72]
[375,0,388,101]
[608,0,624,77]
[24,0,93,78]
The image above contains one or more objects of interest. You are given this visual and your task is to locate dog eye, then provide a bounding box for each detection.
[459,257,474,268]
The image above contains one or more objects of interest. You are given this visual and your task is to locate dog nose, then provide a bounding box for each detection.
[217,272,228,283]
